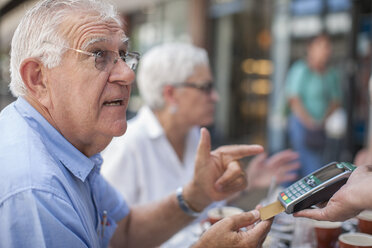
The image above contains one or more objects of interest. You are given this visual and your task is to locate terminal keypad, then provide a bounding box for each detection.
[280,179,313,203]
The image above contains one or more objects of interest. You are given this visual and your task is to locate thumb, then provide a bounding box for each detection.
[294,208,330,221]
[195,127,211,164]
[229,210,260,230]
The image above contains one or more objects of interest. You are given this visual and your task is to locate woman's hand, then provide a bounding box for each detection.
[246,150,300,191]
[183,128,264,212]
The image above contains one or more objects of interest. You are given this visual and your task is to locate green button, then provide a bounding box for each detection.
[285,198,291,203]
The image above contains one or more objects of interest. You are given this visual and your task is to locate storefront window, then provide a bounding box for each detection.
[125,0,190,114]
[212,0,273,146]
[129,0,190,54]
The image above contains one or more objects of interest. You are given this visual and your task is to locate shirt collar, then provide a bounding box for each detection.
[136,106,164,139]
[14,97,97,182]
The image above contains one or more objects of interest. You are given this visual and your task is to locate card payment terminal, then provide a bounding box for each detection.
[279,161,356,213]
[260,161,356,220]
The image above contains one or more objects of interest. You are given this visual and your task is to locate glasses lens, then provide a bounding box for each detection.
[95,51,140,71]
[126,52,140,70]
[94,51,110,71]
[202,83,214,94]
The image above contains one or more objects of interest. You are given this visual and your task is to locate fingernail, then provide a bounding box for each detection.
[251,209,260,219]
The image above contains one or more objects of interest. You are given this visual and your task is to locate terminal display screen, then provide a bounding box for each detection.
[312,163,345,183]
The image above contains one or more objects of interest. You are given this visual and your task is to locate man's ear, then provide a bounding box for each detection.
[19,58,48,100]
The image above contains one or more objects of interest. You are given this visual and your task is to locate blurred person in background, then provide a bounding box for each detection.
[0,1,273,247]
[285,34,342,179]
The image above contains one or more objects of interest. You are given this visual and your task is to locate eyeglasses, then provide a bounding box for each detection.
[46,42,140,71]
[66,47,140,71]
[174,82,215,95]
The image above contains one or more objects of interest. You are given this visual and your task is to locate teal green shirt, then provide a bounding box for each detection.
[285,60,341,121]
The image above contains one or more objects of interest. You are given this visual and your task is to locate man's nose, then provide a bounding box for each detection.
[109,59,135,85]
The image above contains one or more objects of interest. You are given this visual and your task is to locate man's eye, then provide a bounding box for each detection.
[119,50,127,61]
[93,50,105,58]
[119,50,127,56]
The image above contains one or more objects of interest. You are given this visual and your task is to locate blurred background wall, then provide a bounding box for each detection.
[0,0,371,163]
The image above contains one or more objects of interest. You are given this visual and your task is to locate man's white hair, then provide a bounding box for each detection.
[9,0,122,97]
[137,43,209,110]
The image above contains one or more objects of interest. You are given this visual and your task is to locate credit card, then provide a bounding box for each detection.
[259,201,285,220]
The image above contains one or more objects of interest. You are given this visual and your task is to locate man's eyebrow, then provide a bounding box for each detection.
[81,37,109,50]
[121,37,129,45]
[81,36,130,50]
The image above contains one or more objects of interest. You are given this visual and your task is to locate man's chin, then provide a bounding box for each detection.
[118,127,127,136]
[109,121,127,137]
[116,125,127,137]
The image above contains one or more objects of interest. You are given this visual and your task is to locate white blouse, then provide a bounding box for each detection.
[101,106,199,206]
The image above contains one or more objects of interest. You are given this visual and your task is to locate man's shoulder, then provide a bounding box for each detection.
[0,148,69,199]
[0,123,71,206]
[0,101,24,134]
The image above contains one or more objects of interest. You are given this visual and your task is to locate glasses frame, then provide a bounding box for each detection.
[174,82,215,95]
[45,42,140,71]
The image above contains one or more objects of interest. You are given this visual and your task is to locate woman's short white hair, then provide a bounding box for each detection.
[9,0,122,97]
[137,43,209,110]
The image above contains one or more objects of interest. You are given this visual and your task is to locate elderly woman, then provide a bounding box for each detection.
[102,43,299,208]
[102,43,219,205]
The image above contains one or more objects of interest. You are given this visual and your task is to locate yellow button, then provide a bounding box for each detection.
[282,195,288,200]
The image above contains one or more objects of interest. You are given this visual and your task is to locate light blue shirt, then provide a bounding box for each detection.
[0,97,129,247]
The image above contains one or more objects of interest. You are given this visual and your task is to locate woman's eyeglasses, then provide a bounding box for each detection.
[174,82,214,95]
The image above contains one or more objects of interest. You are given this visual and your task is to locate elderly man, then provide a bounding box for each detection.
[0,0,272,247]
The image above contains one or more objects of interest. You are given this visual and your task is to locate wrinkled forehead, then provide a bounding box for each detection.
[59,11,127,49]
[81,36,129,50]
